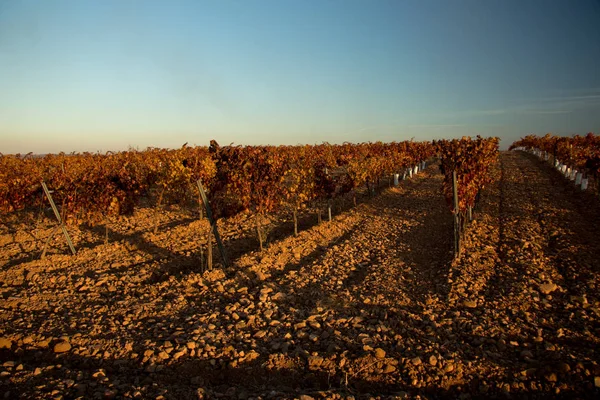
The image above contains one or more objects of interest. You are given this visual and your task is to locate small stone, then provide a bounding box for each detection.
[539,283,558,295]
[521,368,536,377]
[294,322,306,330]
[235,321,247,329]
[374,348,386,359]
[411,357,422,366]
[244,350,260,362]
[272,292,286,301]
[33,367,42,376]
[308,321,321,329]
[92,370,106,379]
[0,338,11,350]
[255,271,266,281]
[545,372,557,382]
[383,364,396,374]
[462,300,477,308]
[254,330,267,339]
[299,395,314,400]
[595,376,600,388]
[308,355,324,369]
[53,341,71,353]
[428,355,437,366]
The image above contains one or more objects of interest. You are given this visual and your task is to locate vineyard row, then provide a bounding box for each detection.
[510,133,600,192]
[1,137,499,233]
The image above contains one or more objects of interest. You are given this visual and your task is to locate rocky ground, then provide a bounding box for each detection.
[1,151,599,399]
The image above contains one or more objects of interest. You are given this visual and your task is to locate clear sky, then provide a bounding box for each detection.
[1,0,599,154]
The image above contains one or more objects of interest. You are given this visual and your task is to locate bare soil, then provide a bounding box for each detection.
[1,151,599,399]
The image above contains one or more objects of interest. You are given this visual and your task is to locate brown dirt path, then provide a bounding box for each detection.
[1,152,600,399]
[447,151,600,398]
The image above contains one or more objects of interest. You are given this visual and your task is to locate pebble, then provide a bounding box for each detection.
[539,283,558,295]
[0,338,11,350]
[53,341,71,353]
[545,372,557,382]
[254,330,267,339]
[383,364,396,374]
[374,348,386,359]
[272,292,286,301]
[308,355,324,369]
[463,300,477,308]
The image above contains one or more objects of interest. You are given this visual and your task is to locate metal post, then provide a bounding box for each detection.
[41,181,76,256]
[196,180,229,268]
[452,171,461,256]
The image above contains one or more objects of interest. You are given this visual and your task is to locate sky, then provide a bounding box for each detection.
[1,0,600,154]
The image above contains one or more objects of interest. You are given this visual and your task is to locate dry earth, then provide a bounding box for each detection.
[1,151,599,399]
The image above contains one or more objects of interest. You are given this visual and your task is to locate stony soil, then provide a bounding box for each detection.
[1,151,599,399]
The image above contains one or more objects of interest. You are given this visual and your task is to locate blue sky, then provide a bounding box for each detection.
[1,0,599,153]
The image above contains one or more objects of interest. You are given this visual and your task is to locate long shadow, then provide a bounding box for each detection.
[5,328,591,400]
[517,152,600,289]
[1,173,411,274]
[4,208,598,398]
[4,180,599,400]
[480,154,535,305]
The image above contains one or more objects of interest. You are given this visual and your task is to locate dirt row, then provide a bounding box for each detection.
[1,152,599,399]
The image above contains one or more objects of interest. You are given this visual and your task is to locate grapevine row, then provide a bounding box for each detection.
[0,141,435,225]
[510,133,600,184]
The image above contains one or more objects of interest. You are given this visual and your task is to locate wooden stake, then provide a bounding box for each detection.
[41,225,59,259]
[196,179,229,268]
[452,171,461,257]
[255,213,263,252]
[41,181,76,257]
[293,209,298,236]
[153,186,165,234]
[207,224,213,270]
